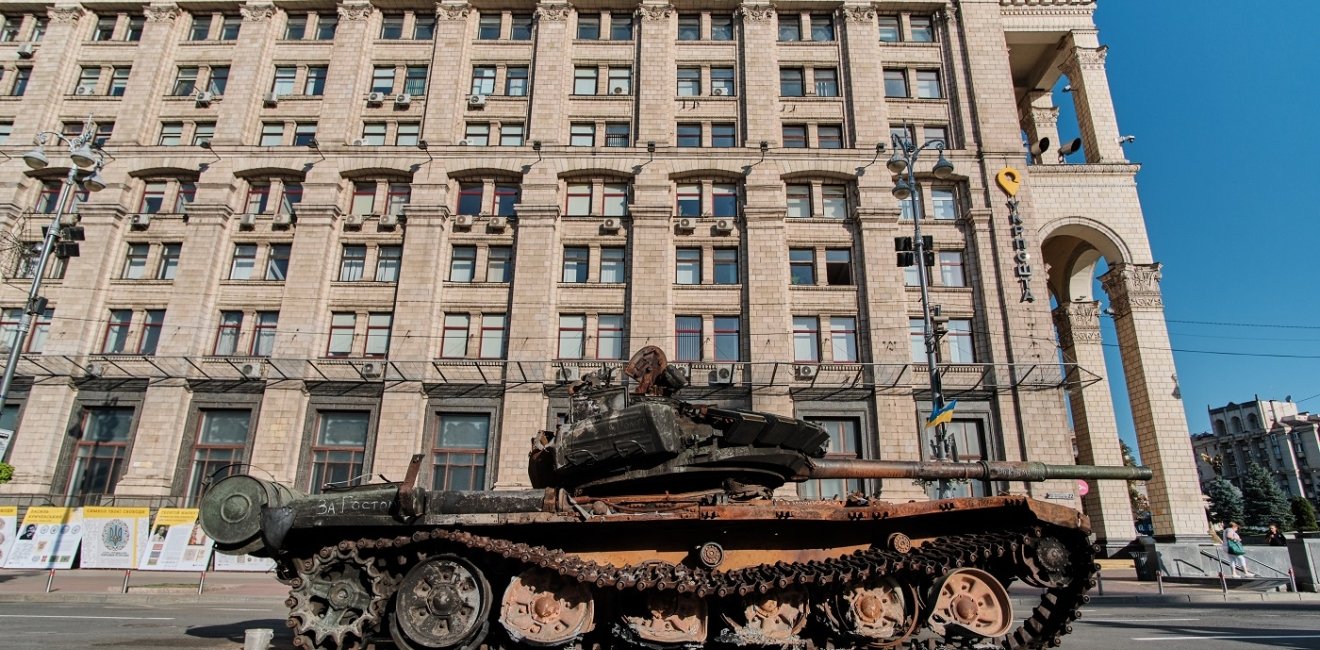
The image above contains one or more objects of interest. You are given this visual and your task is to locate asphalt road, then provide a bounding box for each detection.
[1,599,1319,649]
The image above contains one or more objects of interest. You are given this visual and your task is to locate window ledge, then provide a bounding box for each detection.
[572,38,636,44]
[790,284,857,291]
[64,94,124,101]
[674,94,737,101]
[329,280,399,287]
[180,40,237,46]
[219,279,287,285]
[674,283,742,288]
[886,97,947,104]
[443,281,512,288]
[570,94,634,100]
[777,40,839,46]
[109,279,174,285]
[84,40,140,47]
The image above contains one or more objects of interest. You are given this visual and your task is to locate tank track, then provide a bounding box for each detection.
[282,526,1096,650]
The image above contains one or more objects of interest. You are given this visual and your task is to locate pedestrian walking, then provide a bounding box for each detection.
[1224,521,1252,577]
[1266,523,1288,547]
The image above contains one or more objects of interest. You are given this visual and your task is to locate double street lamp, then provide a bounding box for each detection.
[888,131,957,498]
[0,117,108,410]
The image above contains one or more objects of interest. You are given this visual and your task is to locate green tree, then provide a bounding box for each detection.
[1241,461,1293,529]
[1204,476,1244,527]
[1119,441,1150,520]
[1292,496,1319,532]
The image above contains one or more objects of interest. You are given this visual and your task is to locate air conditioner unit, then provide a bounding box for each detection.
[454,214,475,228]
[467,94,487,107]
[713,218,734,233]
[366,91,385,104]
[676,217,696,232]
[239,213,257,227]
[556,364,579,384]
[273,212,293,226]
[711,363,735,385]
[794,364,818,380]
[394,93,411,106]
[712,87,725,96]
[457,139,470,146]
[131,214,151,228]
[379,212,399,227]
[360,362,383,379]
[16,43,34,58]
[487,216,507,231]
[611,86,626,95]
[601,217,622,232]
[263,92,278,106]
[195,91,214,106]
[239,363,264,380]
[351,138,367,146]
[669,363,691,381]
[344,213,364,227]
[74,86,95,96]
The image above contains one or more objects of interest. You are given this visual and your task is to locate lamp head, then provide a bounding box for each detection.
[646,141,656,154]
[886,150,908,174]
[759,140,769,154]
[22,146,48,170]
[69,144,97,168]
[82,170,107,192]
[307,138,320,150]
[199,140,212,149]
[417,140,429,151]
[891,179,913,201]
[531,140,541,151]
[875,142,885,154]
[932,152,954,179]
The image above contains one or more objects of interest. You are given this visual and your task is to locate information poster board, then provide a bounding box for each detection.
[213,553,277,572]
[138,508,213,571]
[0,506,16,566]
[81,507,151,569]
[4,507,84,569]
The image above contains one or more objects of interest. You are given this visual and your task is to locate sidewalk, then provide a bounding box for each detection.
[0,562,1316,606]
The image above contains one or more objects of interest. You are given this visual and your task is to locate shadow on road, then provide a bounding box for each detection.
[185,618,294,644]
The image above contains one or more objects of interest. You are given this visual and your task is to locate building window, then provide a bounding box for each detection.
[938,251,965,287]
[308,411,369,493]
[931,188,957,220]
[214,311,242,355]
[219,15,241,40]
[465,123,490,146]
[339,245,367,281]
[158,243,182,280]
[611,13,634,40]
[598,315,625,359]
[208,66,229,94]
[478,14,501,39]
[677,67,700,96]
[252,312,278,355]
[677,124,702,147]
[326,313,356,356]
[351,182,375,215]
[786,184,811,218]
[779,15,801,41]
[926,421,991,498]
[386,183,410,217]
[479,314,506,358]
[813,68,838,97]
[380,14,404,39]
[93,15,116,41]
[396,122,420,146]
[714,316,740,361]
[925,125,949,147]
[799,418,862,499]
[432,413,489,490]
[782,125,807,148]
[711,67,735,96]
[293,123,317,147]
[364,313,392,357]
[122,243,149,279]
[138,310,164,354]
[372,66,395,93]
[789,248,815,285]
[505,66,529,96]
[259,122,284,146]
[109,67,130,96]
[830,316,857,362]
[822,185,848,218]
[607,67,631,95]
[562,247,589,283]
[500,123,525,146]
[173,67,199,96]
[713,248,739,284]
[878,16,900,42]
[711,14,734,40]
[910,318,925,362]
[678,14,700,40]
[825,249,852,285]
[675,316,702,361]
[101,310,132,353]
[11,67,30,96]
[511,14,533,39]
[605,123,630,147]
[192,123,215,146]
[573,67,597,95]
[487,247,513,282]
[675,248,701,285]
[404,66,427,95]
[780,68,804,97]
[884,69,908,98]
[271,66,296,96]
[229,243,257,279]
[67,407,135,499]
[360,123,386,146]
[457,184,482,216]
[442,314,469,357]
[915,70,942,99]
[316,13,338,39]
[818,125,843,149]
[711,124,737,148]
[158,123,183,146]
[186,409,250,505]
[570,123,595,147]
[600,248,626,283]
[911,16,935,42]
[793,316,820,362]
[947,319,974,362]
[558,315,586,358]
[809,14,834,41]
[263,241,289,280]
[577,13,600,39]
[305,66,328,95]
[285,14,307,39]
[376,246,401,282]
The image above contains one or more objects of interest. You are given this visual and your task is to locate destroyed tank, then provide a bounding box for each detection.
[201,346,1152,650]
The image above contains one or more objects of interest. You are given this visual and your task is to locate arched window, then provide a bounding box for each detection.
[452,174,522,217]
[673,177,740,217]
[1231,416,1242,433]
[1247,413,1260,430]
[783,177,852,219]
[563,175,630,217]
[340,171,411,218]
[1213,419,1226,435]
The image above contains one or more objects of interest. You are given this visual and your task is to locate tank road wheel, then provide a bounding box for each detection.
[719,586,809,644]
[499,568,596,646]
[1017,535,1075,588]
[288,549,383,649]
[925,568,1012,639]
[391,555,492,650]
[819,577,917,648]
[621,591,708,648]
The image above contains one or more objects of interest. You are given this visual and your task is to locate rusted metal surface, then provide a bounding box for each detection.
[804,458,1153,482]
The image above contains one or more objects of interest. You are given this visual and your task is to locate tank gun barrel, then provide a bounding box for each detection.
[802,459,1152,483]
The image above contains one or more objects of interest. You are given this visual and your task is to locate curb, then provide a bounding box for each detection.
[1011,591,1320,606]
[0,593,288,606]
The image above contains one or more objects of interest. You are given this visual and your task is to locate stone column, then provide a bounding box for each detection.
[248,382,309,484]
[1058,31,1125,164]
[634,3,675,146]
[736,2,779,147]
[113,4,185,144]
[212,1,280,145]
[312,0,375,144]
[1053,300,1137,551]
[12,5,87,138]
[1100,263,1205,540]
[527,1,573,145]
[0,383,79,493]
[1019,90,1061,164]
[838,4,887,148]
[426,3,474,144]
[742,171,791,417]
[115,381,191,495]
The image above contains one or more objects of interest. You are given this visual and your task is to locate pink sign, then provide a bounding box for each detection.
[1077,480,1090,497]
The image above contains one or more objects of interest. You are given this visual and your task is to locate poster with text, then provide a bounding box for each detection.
[81,507,150,569]
[3,507,84,569]
[0,506,16,566]
[137,508,214,571]
[213,552,277,572]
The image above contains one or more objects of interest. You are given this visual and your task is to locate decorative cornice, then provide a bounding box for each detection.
[240,2,277,22]
[635,4,675,22]
[48,6,87,24]
[337,1,375,21]
[1052,300,1102,349]
[736,3,775,23]
[1100,262,1163,317]
[144,4,181,23]
[436,3,472,21]
[535,3,573,22]
[1027,105,1059,128]
[999,0,1095,18]
[1060,46,1107,77]
[838,5,876,24]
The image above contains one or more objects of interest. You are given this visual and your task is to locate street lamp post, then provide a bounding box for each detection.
[888,130,957,498]
[0,117,107,411]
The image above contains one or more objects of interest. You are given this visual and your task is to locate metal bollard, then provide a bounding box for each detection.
[44,569,55,593]
[121,569,131,594]
[1097,570,1105,596]
[1289,568,1298,594]
[1218,569,1228,597]
[1156,569,1164,595]
[197,570,206,595]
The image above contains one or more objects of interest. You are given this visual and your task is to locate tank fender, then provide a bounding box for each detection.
[261,505,296,553]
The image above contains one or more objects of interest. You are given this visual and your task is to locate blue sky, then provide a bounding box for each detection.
[1060,1,1320,447]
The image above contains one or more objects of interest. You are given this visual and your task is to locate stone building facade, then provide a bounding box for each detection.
[1193,399,1320,505]
[0,0,1204,546]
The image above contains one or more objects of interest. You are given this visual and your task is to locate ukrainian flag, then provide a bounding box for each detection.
[926,400,958,428]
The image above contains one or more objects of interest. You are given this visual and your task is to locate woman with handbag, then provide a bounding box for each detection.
[1225,521,1252,577]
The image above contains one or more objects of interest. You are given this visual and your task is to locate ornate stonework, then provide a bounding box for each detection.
[1100,262,1163,316]
[535,3,573,22]
[636,4,675,22]
[240,3,277,22]
[337,1,375,21]
[1028,106,1060,128]
[48,6,86,24]
[1060,46,1108,78]
[1053,300,1103,349]
[145,4,181,23]
[838,5,876,24]
[736,3,776,23]
[436,3,473,21]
